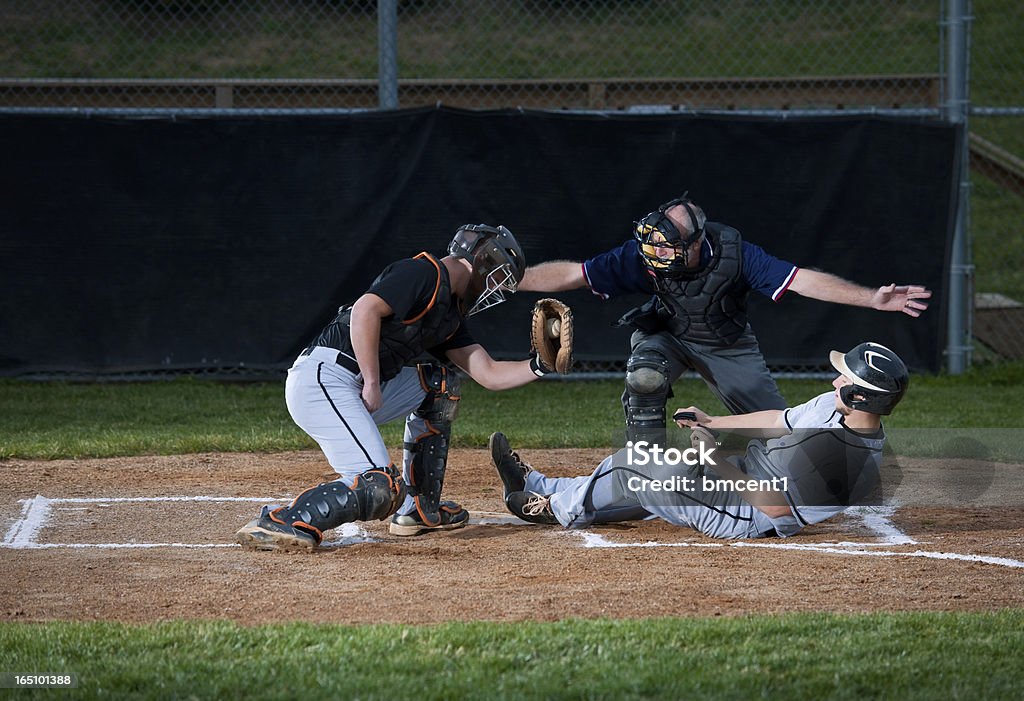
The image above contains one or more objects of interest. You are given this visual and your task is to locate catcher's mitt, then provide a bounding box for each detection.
[530,298,574,375]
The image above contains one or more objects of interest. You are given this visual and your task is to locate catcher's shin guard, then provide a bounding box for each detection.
[622,349,671,447]
[405,363,460,526]
[267,466,406,543]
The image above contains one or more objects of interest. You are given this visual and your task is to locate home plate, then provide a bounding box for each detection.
[472,511,537,526]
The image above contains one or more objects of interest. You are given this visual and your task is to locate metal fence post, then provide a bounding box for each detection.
[378,0,399,110]
[945,0,973,373]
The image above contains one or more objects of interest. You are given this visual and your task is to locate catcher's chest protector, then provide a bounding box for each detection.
[330,253,461,381]
[378,253,463,379]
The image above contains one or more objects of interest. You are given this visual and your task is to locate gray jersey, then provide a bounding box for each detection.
[741,392,885,536]
[530,391,885,539]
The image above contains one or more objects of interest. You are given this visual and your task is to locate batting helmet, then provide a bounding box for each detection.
[448,224,526,317]
[633,193,707,279]
[829,342,909,416]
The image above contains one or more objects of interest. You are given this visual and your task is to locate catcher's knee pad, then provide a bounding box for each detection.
[351,465,407,521]
[273,465,406,540]
[623,349,671,446]
[407,363,460,526]
[415,363,460,423]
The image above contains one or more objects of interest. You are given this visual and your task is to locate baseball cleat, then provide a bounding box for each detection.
[235,505,320,552]
[389,501,469,537]
[489,431,534,499]
[505,491,558,525]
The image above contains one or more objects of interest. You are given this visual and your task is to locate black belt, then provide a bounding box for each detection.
[300,346,360,375]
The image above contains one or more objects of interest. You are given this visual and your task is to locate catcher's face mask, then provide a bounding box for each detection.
[449,224,526,317]
[634,195,706,278]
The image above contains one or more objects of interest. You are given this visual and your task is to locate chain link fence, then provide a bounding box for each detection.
[2,0,1021,376]
[964,1,1024,366]
[2,0,945,110]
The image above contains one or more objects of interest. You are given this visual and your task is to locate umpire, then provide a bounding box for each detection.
[521,193,931,445]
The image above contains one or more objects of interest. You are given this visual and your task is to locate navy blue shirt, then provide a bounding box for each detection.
[582,234,798,302]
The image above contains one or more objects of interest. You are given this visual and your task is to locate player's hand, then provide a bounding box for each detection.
[361,382,383,414]
[871,283,932,317]
[673,406,710,427]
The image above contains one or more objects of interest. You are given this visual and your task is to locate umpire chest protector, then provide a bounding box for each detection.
[653,226,749,347]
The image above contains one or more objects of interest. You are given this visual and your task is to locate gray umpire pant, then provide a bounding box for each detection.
[630,325,786,415]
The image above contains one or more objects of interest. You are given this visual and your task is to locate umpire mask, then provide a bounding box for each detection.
[448,224,526,317]
[634,194,706,279]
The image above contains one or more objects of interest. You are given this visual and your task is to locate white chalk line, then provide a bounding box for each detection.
[3,495,52,547]
[42,496,285,504]
[4,498,1022,568]
[732,542,1024,569]
[846,505,917,545]
[569,504,1024,569]
[2,495,292,550]
[1,499,526,550]
[10,543,241,549]
[571,534,1024,568]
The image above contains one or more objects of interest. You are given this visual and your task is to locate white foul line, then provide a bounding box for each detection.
[1,495,290,550]
[731,541,1024,568]
[42,496,285,504]
[3,495,53,548]
[4,497,1023,568]
[570,531,1024,568]
[9,543,241,549]
[569,503,1024,569]
[0,497,524,550]
[845,505,917,545]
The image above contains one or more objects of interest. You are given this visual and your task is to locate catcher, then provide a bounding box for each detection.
[236,223,574,552]
[490,342,906,539]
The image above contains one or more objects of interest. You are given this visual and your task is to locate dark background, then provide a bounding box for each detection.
[0,107,958,376]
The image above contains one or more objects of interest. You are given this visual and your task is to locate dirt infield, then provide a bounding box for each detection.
[2,449,1023,625]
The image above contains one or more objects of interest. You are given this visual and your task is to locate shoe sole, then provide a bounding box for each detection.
[489,432,525,498]
[235,520,317,552]
[389,517,469,537]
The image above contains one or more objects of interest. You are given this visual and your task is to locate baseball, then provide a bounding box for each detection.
[546,318,561,338]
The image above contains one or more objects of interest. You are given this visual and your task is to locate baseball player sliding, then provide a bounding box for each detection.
[491,342,907,539]
[237,224,573,551]
[520,193,931,447]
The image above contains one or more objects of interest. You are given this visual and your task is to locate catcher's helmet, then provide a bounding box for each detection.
[633,193,707,279]
[829,342,909,416]
[448,224,526,317]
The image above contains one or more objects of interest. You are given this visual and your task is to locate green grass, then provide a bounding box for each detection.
[971,171,1024,303]
[1,0,1013,90]
[1,612,1022,700]
[2,362,1024,460]
[0,1,942,80]
[0,0,1015,98]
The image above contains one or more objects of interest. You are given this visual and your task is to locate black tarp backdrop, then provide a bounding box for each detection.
[0,107,958,376]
